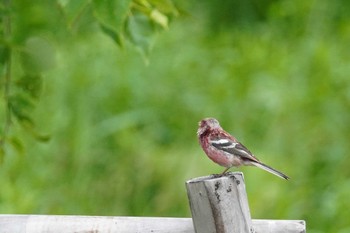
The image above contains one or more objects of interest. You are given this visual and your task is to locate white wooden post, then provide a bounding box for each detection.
[186,172,254,233]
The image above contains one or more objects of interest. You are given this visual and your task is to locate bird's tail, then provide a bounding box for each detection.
[251,161,290,180]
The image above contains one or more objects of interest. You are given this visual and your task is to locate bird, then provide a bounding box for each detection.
[197,117,289,180]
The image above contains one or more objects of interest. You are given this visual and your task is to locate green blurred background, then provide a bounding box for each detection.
[1,1,350,232]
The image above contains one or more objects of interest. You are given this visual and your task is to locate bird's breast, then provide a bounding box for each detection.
[204,145,241,168]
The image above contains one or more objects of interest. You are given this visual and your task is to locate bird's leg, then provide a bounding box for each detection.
[221,167,230,175]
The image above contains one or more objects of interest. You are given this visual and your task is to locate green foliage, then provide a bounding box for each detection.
[62,0,178,54]
[20,37,56,74]
[91,0,132,46]
[1,1,350,233]
[0,0,177,158]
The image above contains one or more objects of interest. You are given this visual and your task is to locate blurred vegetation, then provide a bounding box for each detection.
[1,0,350,232]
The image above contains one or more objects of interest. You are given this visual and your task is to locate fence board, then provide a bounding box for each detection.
[0,215,305,233]
[0,215,193,233]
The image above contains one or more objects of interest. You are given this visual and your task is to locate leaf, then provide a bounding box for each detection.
[148,0,179,16]
[100,24,124,47]
[20,37,56,74]
[8,94,35,127]
[9,137,24,155]
[31,132,51,142]
[150,9,168,29]
[126,11,156,59]
[58,0,91,30]
[20,122,51,142]
[8,93,50,145]
[16,74,43,99]
[92,0,132,46]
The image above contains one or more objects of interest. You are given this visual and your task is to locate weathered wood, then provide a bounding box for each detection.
[0,215,305,233]
[186,172,254,233]
[253,220,306,233]
[0,215,193,233]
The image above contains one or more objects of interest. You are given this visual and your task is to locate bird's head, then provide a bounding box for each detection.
[197,118,221,136]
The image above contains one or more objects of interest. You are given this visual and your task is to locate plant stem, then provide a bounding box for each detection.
[1,0,12,147]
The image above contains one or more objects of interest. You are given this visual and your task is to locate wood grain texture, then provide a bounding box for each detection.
[252,219,306,233]
[186,172,254,233]
[0,215,305,233]
[0,215,193,233]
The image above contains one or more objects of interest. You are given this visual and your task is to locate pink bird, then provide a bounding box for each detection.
[197,118,289,180]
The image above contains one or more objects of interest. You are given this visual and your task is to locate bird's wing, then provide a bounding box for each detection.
[209,137,259,162]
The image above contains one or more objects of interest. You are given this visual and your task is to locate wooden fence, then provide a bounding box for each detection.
[0,172,305,233]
